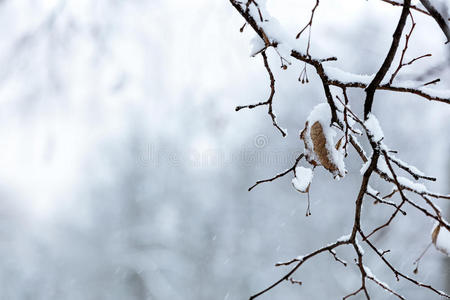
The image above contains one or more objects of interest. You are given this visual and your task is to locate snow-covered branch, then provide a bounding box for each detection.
[230,0,450,299]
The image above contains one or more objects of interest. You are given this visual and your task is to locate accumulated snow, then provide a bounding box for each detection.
[323,66,450,101]
[258,14,288,41]
[244,0,295,59]
[337,234,351,242]
[376,161,428,192]
[249,36,265,57]
[363,265,374,277]
[420,86,450,99]
[355,237,364,255]
[360,160,370,175]
[243,0,450,104]
[364,265,396,295]
[377,158,392,176]
[323,66,374,84]
[292,167,313,192]
[303,103,346,177]
[323,67,450,100]
[390,79,450,100]
[366,185,379,196]
[397,176,427,193]
[389,155,425,176]
[307,102,332,124]
[364,114,384,142]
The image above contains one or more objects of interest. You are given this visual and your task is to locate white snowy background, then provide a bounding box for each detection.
[0,0,448,299]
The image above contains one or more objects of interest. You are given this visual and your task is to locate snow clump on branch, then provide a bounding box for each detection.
[300,103,346,178]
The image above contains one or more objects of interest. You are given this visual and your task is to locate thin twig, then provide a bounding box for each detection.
[296,0,319,44]
[250,239,351,299]
[248,154,304,191]
[366,190,407,215]
[379,0,430,16]
[413,242,432,274]
[388,155,436,181]
[361,230,450,298]
[365,151,411,239]
[235,51,287,136]
[422,78,440,86]
[389,13,432,84]
[329,249,347,266]
[366,275,405,300]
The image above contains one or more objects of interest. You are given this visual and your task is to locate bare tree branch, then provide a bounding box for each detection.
[361,230,449,298]
[380,0,430,16]
[419,0,450,43]
[235,51,287,136]
[364,0,411,119]
[229,1,450,299]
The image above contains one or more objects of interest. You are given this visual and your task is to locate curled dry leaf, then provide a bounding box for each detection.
[300,103,346,178]
[300,122,319,167]
[300,119,346,177]
[311,121,339,174]
[431,224,440,244]
[431,223,450,256]
[335,136,343,150]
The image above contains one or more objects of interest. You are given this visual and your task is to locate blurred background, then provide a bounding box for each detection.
[0,0,448,299]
